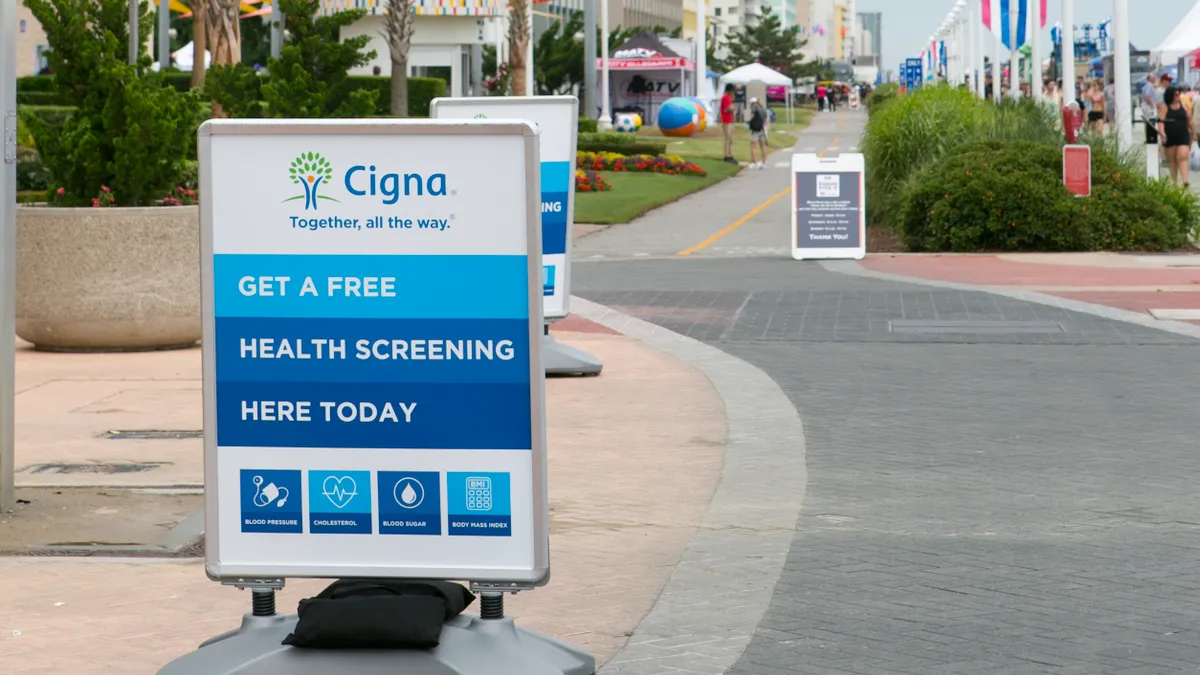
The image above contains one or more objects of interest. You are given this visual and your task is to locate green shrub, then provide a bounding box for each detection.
[177,159,199,192]
[24,0,200,206]
[897,140,1195,252]
[578,118,599,133]
[16,190,47,204]
[161,70,195,93]
[16,149,51,191]
[865,82,898,114]
[16,91,64,105]
[205,0,377,118]
[862,85,1060,230]
[17,75,55,92]
[406,77,446,117]
[20,105,75,131]
[579,132,636,145]
[577,141,668,156]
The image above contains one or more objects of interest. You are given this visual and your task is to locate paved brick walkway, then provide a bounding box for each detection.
[860,252,1200,323]
[0,327,726,673]
[565,107,1200,673]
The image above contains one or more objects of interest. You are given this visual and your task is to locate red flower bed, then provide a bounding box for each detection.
[575,169,611,192]
[576,151,707,177]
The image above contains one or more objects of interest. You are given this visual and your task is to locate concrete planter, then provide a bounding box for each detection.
[16,205,201,352]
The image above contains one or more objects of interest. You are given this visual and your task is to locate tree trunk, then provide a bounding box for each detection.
[191,0,207,87]
[205,0,242,116]
[507,0,529,96]
[391,58,409,117]
[383,0,416,115]
[205,0,242,67]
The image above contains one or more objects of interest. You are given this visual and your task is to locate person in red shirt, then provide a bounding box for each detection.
[720,84,736,163]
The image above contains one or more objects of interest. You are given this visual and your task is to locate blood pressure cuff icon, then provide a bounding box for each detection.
[282,579,476,649]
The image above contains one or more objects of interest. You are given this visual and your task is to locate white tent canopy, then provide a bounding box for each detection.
[150,41,211,72]
[1154,1,1200,65]
[717,62,794,124]
[718,62,793,87]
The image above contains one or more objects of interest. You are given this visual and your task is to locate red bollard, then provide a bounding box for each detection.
[1062,104,1084,144]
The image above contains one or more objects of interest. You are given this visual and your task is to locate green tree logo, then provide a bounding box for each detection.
[285,152,339,210]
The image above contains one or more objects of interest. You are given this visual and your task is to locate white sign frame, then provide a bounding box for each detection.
[430,96,578,321]
[198,119,550,585]
[791,153,867,261]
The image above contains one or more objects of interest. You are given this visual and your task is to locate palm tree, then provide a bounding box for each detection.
[190,0,207,87]
[507,0,529,95]
[383,0,417,115]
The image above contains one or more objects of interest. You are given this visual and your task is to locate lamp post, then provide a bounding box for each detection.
[270,0,284,60]
[129,0,140,64]
[1030,0,1041,102]
[992,11,1001,100]
[696,0,709,103]
[1112,0,1131,151]
[598,0,611,130]
[1008,0,1019,99]
[583,0,596,117]
[0,0,16,512]
[157,0,169,70]
[1062,0,1075,108]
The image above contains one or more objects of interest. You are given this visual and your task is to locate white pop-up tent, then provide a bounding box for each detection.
[1154,1,1200,66]
[150,41,211,72]
[718,62,795,124]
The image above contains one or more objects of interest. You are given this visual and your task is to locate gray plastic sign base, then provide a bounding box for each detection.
[543,332,603,377]
[158,613,596,675]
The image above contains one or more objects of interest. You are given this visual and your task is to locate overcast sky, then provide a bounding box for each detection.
[858,0,1198,76]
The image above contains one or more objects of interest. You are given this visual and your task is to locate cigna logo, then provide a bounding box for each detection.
[285,152,451,210]
[286,152,341,211]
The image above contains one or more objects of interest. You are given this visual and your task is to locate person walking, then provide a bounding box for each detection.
[747,97,769,169]
[1086,80,1107,136]
[1159,85,1195,186]
[720,83,737,164]
[817,83,828,112]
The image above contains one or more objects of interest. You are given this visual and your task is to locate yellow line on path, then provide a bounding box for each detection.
[677,112,846,257]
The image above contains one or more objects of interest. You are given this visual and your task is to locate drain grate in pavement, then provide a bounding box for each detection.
[103,429,203,440]
[889,320,1065,334]
[26,462,162,475]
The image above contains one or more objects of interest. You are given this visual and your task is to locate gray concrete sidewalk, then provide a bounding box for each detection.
[575,109,865,260]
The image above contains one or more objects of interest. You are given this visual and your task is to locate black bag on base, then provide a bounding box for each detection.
[282,579,476,649]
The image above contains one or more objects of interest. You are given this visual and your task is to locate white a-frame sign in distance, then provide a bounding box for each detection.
[431,96,602,377]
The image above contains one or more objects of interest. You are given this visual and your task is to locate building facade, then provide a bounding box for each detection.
[15,0,50,77]
[856,10,880,60]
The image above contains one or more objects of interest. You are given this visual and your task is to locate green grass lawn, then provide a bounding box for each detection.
[574,157,742,225]
[636,106,815,162]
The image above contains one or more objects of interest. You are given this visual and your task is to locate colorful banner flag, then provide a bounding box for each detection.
[982,0,1002,38]
[1001,0,1028,51]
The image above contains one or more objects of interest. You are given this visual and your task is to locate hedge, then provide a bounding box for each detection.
[577,140,667,156]
[16,73,447,117]
[346,76,447,116]
[20,105,75,130]
[897,140,1199,252]
[578,118,599,133]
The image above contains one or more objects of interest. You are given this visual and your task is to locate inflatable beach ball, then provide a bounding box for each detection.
[688,97,709,131]
[614,113,639,133]
[657,98,700,137]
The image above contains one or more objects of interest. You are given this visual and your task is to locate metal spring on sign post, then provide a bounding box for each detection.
[479,592,504,620]
[251,588,277,616]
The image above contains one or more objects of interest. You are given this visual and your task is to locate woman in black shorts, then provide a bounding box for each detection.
[1158,86,1195,186]
[1086,80,1106,135]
